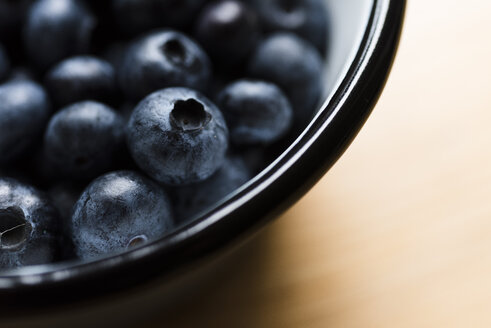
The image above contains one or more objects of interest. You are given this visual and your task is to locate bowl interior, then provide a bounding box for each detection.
[2,0,375,278]
[323,0,373,101]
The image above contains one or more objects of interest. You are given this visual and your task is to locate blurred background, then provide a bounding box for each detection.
[150,0,491,326]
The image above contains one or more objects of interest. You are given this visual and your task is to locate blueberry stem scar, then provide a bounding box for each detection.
[127,235,148,249]
[163,39,187,66]
[0,207,31,250]
[170,99,211,132]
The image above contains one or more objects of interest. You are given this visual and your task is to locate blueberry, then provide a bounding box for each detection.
[127,87,229,185]
[0,80,51,165]
[0,43,9,81]
[194,0,260,69]
[112,0,206,35]
[45,56,117,108]
[119,30,211,101]
[71,170,174,260]
[23,0,95,71]
[44,101,125,180]
[248,33,323,128]
[172,156,250,222]
[0,177,61,269]
[249,0,328,53]
[218,79,293,145]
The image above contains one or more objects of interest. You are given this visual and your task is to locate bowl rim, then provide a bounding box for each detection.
[0,0,406,311]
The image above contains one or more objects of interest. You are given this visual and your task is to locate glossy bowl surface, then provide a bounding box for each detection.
[0,0,405,315]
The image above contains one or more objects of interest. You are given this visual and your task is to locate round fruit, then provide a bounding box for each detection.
[127,87,229,185]
[71,170,174,260]
[0,177,62,269]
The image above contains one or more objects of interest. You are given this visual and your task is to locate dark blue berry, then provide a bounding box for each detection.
[0,79,51,165]
[172,155,250,222]
[71,170,174,260]
[0,43,9,81]
[218,79,293,145]
[0,177,61,269]
[23,0,95,71]
[249,0,328,53]
[45,56,117,108]
[119,30,211,101]
[44,101,125,180]
[248,33,323,128]
[127,87,229,185]
[194,0,260,69]
[112,0,206,35]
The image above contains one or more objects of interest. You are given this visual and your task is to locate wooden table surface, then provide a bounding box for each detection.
[150,1,491,327]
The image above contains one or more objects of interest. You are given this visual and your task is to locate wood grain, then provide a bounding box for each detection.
[150,1,491,326]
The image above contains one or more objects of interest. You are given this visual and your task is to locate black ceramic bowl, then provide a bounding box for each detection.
[0,0,405,325]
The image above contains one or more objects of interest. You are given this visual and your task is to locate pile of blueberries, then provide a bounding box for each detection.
[0,0,327,269]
